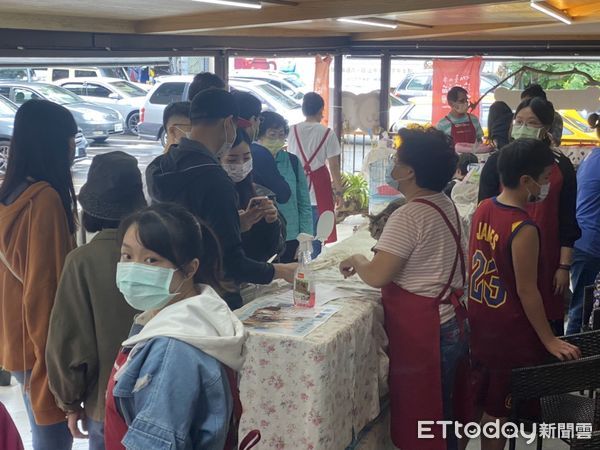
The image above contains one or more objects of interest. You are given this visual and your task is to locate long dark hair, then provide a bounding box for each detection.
[232,128,256,208]
[118,203,230,292]
[0,100,78,233]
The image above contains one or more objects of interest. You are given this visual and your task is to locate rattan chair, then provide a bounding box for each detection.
[581,285,600,332]
[509,330,600,450]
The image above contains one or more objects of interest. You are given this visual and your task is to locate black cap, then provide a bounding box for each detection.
[79,151,147,221]
[190,88,239,121]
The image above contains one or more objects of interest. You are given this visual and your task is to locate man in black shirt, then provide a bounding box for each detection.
[146,89,296,309]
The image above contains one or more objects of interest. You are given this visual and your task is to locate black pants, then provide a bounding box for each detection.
[279,240,299,263]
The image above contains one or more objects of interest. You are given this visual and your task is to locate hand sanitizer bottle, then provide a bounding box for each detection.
[293,233,316,308]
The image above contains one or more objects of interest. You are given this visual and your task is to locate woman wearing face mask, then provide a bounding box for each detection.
[339,128,469,450]
[222,129,286,262]
[478,97,580,336]
[104,203,246,450]
[436,86,484,144]
[252,111,312,263]
[0,100,78,450]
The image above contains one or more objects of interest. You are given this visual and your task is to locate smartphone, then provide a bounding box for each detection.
[248,196,269,209]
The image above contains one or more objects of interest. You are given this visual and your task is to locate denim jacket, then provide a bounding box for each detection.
[110,286,246,450]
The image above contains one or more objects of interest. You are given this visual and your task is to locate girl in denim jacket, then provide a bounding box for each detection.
[104,203,246,450]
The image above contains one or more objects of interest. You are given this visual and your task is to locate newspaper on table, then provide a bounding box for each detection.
[237,289,340,337]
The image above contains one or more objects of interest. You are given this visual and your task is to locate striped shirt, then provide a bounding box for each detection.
[374,193,466,324]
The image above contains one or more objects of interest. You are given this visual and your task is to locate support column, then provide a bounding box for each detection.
[333,53,343,142]
[214,50,229,86]
[379,51,391,133]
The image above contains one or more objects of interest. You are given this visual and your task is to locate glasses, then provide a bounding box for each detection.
[266,129,287,139]
[513,119,543,128]
[388,153,400,165]
[172,123,191,130]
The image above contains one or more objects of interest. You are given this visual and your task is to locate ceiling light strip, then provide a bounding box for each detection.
[530,1,572,25]
[337,18,398,29]
[192,0,262,9]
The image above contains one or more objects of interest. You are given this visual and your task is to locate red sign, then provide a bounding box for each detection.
[432,56,482,125]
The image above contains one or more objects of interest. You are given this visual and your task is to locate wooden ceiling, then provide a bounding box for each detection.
[0,0,598,43]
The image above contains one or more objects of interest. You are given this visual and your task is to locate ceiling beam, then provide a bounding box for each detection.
[567,2,600,17]
[353,21,553,41]
[0,13,135,34]
[135,0,521,34]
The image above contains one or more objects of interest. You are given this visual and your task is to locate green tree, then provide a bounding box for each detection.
[503,62,600,90]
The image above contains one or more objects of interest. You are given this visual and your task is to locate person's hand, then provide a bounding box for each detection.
[239,208,264,233]
[339,257,357,279]
[543,337,581,361]
[553,268,570,296]
[262,200,278,224]
[66,409,88,439]
[273,263,298,283]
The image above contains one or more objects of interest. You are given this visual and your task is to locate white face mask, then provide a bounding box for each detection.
[528,181,551,203]
[222,159,253,183]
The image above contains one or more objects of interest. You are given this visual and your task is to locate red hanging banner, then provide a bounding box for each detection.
[314,55,332,126]
[431,56,483,126]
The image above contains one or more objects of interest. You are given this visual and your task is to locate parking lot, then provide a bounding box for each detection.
[72,134,163,193]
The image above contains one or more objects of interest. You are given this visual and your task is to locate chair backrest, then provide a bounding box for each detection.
[562,330,600,358]
[511,355,600,402]
[570,431,600,449]
[582,285,595,332]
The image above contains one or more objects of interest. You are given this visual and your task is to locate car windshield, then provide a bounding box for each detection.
[0,69,30,81]
[284,76,304,89]
[102,68,128,80]
[255,83,300,110]
[0,95,17,116]
[35,84,82,105]
[109,81,147,97]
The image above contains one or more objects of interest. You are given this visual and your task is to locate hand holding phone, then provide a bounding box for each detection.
[248,196,269,209]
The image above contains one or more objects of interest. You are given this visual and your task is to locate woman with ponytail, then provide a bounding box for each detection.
[104,203,246,450]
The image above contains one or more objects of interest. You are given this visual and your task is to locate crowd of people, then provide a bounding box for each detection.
[0,71,598,450]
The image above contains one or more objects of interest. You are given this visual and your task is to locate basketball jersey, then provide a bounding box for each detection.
[468,198,547,369]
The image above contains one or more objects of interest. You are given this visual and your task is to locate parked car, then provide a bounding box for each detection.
[231,70,306,101]
[0,68,47,83]
[0,82,124,143]
[389,96,597,144]
[55,77,146,135]
[0,94,87,173]
[138,76,304,146]
[393,72,508,102]
[46,67,129,82]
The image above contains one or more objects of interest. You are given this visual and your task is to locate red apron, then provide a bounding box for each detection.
[445,114,477,144]
[104,348,260,450]
[526,162,564,321]
[382,199,468,450]
[293,125,337,243]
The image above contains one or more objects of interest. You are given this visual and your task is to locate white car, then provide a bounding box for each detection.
[230,70,306,101]
[138,75,304,146]
[55,77,147,135]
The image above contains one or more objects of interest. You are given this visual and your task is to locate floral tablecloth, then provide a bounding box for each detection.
[237,294,385,450]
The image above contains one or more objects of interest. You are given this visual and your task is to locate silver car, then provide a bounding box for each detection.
[0,82,124,143]
[55,77,147,135]
[0,94,88,173]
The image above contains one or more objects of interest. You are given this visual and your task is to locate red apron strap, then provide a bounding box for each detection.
[292,125,310,167]
[293,125,331,191]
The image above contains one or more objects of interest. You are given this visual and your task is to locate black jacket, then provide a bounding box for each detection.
[146,138,275,307]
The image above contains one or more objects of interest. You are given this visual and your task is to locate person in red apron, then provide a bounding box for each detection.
[288,92,343,254]
[467,138,580,450]
[339,128,470,450]
[478,97,580,336]
[103,204,250,450]
[436,87,484,145]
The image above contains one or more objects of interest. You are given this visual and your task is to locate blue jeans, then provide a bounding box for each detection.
[87,418,105,450]
[567,247,600,335]
[440,317,469,450]
[311,206,322,258]
[12,371,73,450]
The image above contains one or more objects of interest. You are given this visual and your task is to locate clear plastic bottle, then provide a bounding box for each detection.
[293,233,315,308]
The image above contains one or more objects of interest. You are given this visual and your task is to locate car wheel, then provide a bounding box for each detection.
[93,137,108,143]
[127,111,140,136]
[0,139,10,173]
[160,129,167,148]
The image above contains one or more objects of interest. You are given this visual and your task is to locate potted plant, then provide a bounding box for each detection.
[337,172,369,223]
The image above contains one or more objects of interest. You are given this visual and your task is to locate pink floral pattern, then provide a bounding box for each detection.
[237,296,386,449]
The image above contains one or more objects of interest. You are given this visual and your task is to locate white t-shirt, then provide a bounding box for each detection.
[287,122,342,205]
[374,193,466,324]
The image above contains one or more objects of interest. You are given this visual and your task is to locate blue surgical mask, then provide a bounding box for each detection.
[116,262,182,311]
[386,163,400,191]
